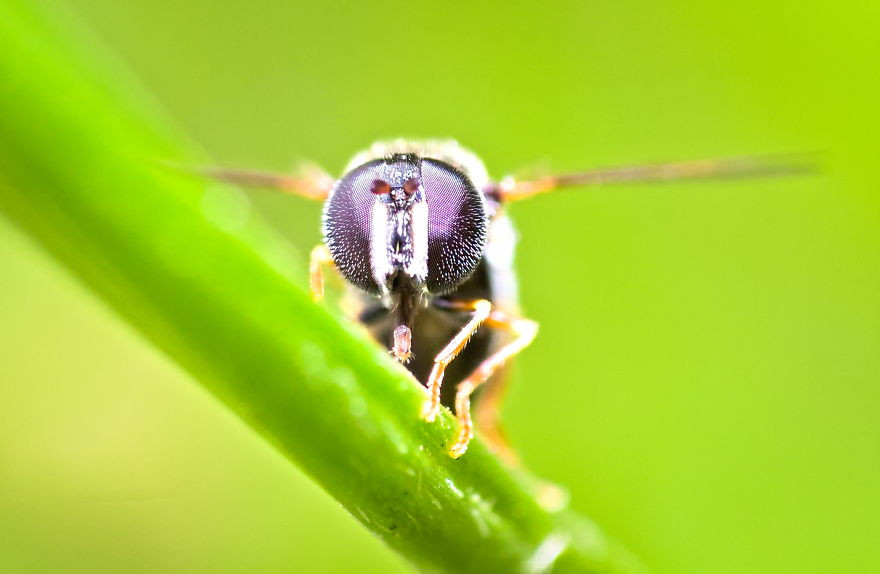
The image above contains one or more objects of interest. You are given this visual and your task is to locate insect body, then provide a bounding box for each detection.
[198,140,814,459]
[319,141,534,459]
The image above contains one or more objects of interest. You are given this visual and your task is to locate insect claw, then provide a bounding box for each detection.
[421,400,439,423]
[449,439,469,459]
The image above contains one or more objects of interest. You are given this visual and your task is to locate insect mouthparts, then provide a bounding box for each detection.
[392,325,413,363]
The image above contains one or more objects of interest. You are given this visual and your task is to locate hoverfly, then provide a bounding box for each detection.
[197,140,813,460]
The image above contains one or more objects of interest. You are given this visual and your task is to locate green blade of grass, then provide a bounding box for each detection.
[0,2,647,572]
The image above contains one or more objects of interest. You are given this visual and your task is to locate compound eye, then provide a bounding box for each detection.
[421,159,488,293]
[322,160,385,294]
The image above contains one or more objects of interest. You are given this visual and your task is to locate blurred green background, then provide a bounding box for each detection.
[1,1,877,573]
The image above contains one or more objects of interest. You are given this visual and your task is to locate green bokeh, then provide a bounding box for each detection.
[1,1,877,573]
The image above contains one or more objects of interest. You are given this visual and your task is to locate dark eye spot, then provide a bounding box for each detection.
[403,178,419,196]
[371,179,391,195]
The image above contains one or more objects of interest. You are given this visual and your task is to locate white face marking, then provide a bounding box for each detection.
[406,197,429,281]
[370,200,391,298]
[369,189,429,300]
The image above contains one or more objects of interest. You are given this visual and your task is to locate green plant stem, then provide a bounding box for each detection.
[0,2,647,573]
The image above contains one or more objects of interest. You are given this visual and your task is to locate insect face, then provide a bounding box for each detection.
[322,153,489,301]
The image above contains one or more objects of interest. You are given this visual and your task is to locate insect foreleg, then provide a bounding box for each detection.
[449,310,537,458]
[421,299,492,423]
[309,244,335,301]
[190,164,334,200]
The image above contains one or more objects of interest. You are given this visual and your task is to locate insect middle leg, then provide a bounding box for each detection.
[449,309,537,458]
[473,365,517,464]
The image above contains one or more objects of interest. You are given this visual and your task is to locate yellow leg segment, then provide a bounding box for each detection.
[449,310,538,459]
[421,299,492,423]
[309,244,334,301]
[473,366,517,464]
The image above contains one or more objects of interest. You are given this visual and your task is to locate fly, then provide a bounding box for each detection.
[194,140,815,460]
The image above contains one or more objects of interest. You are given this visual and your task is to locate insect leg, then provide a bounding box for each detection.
[491,152,818,202]
[473,367,517,464]
[421,299,492,423]
[309,244,334,301]
[449,309,538,459]
[173,163,335,201]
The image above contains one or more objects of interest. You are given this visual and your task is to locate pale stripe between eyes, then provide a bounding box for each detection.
[370,200,391,298]
[406,198,429,282]
[370,194,429,298]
